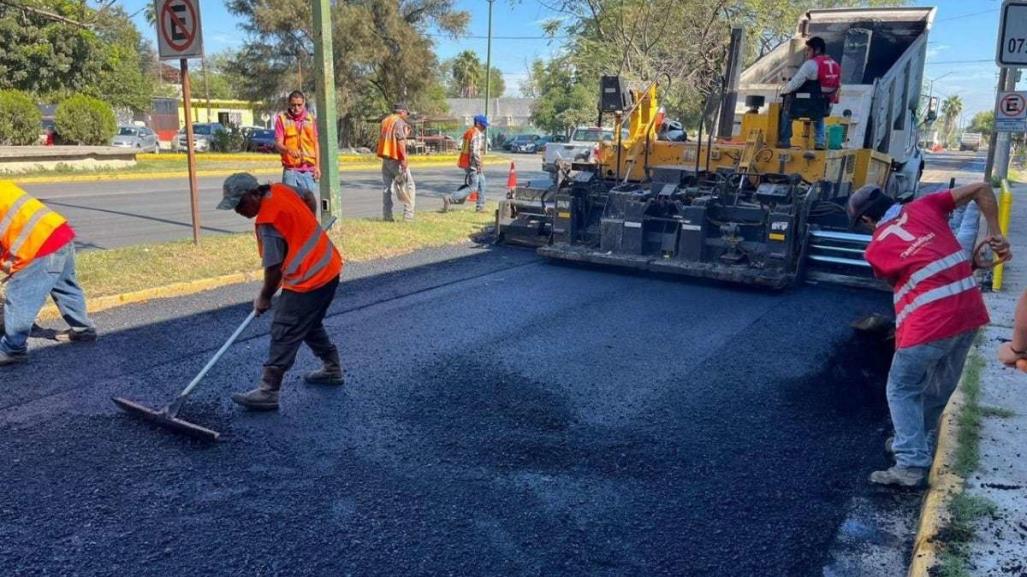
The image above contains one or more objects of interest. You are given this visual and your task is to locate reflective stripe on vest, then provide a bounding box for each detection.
[0,183,68,273]
[895,275,978,327]
[254,184,342,292]
[279,113,317,169]
[10,206,52,256]
[284,225,327,277]
[893,250,968,304]
[294,243,334,284]
[0,194,31,238]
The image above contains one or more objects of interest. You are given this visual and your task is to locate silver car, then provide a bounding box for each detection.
[111,125,160,153]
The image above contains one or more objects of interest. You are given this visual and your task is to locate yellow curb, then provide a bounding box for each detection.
[13,157,513,185]
[906,354,971,577]
[36,269,265,322]
[136,153,466,162]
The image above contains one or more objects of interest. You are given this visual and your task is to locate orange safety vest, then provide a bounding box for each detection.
[457,127,476,169]
[0,182,68,274]
[376,114,406,160]
[278,112,318,169]
[255,183,343,293]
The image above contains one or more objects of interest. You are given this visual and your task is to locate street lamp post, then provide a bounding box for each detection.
[483,0,494,152]
[926,71,953,104]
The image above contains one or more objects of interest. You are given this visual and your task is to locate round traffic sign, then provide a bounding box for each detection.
[999,93,1026,117]
[160,0,198,53]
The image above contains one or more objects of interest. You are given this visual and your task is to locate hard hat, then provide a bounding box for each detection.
[847,184,884,223]
[473,114,489,127]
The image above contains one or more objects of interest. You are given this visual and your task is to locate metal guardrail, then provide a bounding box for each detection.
[993,179,1013,291]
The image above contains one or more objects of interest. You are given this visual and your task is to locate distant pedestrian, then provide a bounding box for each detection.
[850,182,1010,487]
[443,114,488,213]
[0,183,95,366]
[274,91,320,196]
[377,103,416,222]
[217,173,345,411]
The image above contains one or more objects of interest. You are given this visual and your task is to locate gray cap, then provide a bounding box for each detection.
[393,102,408,112]
[218,173,259,210]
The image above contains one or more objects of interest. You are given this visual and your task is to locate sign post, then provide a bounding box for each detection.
[155,0,204,244]
[988,0,1025,180]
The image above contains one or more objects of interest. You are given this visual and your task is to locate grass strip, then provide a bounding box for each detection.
[3,206,494,300]
[936,492,998,577]
[952,351,984,477]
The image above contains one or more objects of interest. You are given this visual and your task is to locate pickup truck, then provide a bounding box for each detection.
[542,126,626,178]
[959,132,982,152]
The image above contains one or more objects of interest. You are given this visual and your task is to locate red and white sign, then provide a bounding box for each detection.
[155,0,203,60]
[995,91,1027,132]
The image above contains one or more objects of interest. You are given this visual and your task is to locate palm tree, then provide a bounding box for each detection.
[941,95,963,144]
[451,50,482,98]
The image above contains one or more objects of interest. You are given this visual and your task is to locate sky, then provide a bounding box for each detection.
[122,0,1017,125]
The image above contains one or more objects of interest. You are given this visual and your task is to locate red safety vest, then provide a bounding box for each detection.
[864,191,988,349]
[457,127,476,169]
[814,55,841,103]
[255,183,343,293]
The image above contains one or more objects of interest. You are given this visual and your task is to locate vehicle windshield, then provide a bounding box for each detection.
[255,129,274,139]
[571,128,626,142]
[118,127,138,136]
[512,135,536,143]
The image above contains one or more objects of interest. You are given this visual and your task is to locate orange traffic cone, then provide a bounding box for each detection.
[507,161,517,190]
[469,189,478,203]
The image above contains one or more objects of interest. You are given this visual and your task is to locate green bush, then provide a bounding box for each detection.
[55,95,117,145]
[0,90,42,145]
[210,124,245,153]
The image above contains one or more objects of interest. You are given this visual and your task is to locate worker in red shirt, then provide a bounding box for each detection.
[849,183,1010,487]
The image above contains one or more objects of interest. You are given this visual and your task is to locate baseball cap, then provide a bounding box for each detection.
[218,173,259,210]
[393,102,409,112]
[473,114,489,127]
[847,184,883,224]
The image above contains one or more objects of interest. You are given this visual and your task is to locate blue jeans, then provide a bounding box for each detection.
[282,169,316,195]
[1,244,93,355]
[948,201,981,259]
[886,330,976,468]
[451,169,486,210]
[779,107,826,148]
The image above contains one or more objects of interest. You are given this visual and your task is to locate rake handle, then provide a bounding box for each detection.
[177,309,258,401]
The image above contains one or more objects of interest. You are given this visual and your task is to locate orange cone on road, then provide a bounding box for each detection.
[507,161,517,190]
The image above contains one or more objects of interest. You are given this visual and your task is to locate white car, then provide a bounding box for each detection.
[111,125,160,153]
[542,126,627,178]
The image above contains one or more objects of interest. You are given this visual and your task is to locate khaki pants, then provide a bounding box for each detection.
[382,158,416,221]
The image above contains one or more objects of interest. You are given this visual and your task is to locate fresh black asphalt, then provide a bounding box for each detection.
[0,243,896,576]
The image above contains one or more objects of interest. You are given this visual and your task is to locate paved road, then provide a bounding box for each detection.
[17,162,549,250]
[0,151,985,576]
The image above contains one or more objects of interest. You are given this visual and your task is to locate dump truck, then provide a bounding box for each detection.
[496,6,936,290]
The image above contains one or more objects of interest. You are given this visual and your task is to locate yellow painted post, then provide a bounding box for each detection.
[993,179,1013,291]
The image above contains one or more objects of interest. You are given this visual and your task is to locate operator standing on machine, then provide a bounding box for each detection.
[779,36,841,150]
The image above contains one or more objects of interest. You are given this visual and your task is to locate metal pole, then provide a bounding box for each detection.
[483,0,494,154]
[993,68,1019,181]
[181,58,201,244]
[717,28,744,139]
[311,0,341,224]
[986,67,1011,181]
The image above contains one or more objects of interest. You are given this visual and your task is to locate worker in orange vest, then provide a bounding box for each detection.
[274,90,320,195]
[1,182,95,366]
[217,173,345,411]
[443,114,488,213]
[377,103,416,222]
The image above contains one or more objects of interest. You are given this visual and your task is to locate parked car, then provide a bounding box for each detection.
[111,125,160,153]
[245,128,277,153]
[506,133,543,153]
[174,123,226,152]
[542,126,628,177]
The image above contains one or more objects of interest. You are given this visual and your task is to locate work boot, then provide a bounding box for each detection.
[231,366,284,411]
[54,328,98,343]
[869,465,926,487]
[475,206,486,213]
[304,351,345,386]
[0,349,27,366]
[442,196,452,213]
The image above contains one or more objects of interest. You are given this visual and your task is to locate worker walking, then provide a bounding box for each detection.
[849,182,1010,487]
[274,91,320,195]
[377,103,416,222]
[217,173,344,411]
[779,36,841,149]
[0,182,95,366]
[443,114,488,213]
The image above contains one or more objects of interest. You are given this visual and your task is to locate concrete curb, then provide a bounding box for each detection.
[906,358,972,577]
[13,157,513,185]
[36,269,264,322]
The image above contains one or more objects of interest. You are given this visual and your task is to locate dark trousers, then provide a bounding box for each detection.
[265,276,340,371]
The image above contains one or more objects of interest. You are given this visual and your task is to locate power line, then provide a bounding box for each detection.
[928,59,994,65]
[935,8,999,23]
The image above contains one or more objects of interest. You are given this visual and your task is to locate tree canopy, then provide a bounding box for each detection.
[442,50,505,98]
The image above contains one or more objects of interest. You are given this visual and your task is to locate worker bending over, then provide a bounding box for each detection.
[217,173,344,411]
[377,103,416,222]
[779,36,841,149]
[0,182,95,366]
[849,182,1009,487]
[443,114,488,213]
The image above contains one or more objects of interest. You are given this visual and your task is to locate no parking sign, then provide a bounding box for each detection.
[155,0,204,60]
[995,91,1027,132]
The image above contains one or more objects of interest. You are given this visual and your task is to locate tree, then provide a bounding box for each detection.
[968,110,994,138]
[444,50,504,98]
[225,0,468,146]
[941,95,963,144]
[525,58,595,136]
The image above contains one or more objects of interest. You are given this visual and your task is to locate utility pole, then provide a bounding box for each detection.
[311,0,341,225]
[986,68,1018,181]
[483,0,494,153]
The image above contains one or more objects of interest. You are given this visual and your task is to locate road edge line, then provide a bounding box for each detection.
[906,345,974,577]
[36,269,264,322]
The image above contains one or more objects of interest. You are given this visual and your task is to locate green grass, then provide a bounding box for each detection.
[979,405,1016,419]
[953,351,984,477]
[4,206,495,300]
[936,493,998,577]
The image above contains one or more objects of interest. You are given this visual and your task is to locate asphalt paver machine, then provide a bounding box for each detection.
[497,7,936,290]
